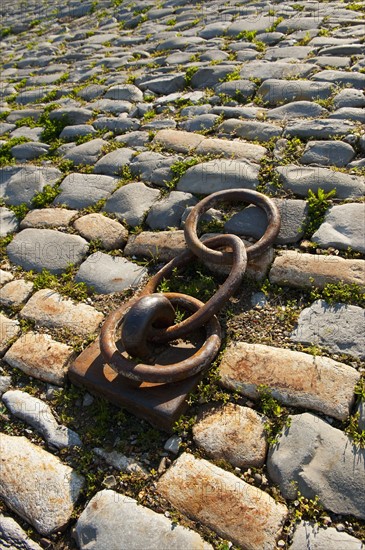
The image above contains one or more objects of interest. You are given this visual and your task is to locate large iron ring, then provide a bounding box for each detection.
[184,189,280,265]
[100,292,221,384]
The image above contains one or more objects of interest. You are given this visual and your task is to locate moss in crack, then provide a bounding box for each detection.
[302,187,336,238]
[26,265,91,302]
[32,183,61,208]
[0,137,31,167]
[256,384,291,446]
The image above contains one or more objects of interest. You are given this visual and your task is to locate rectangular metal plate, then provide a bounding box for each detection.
[68,338,201,432]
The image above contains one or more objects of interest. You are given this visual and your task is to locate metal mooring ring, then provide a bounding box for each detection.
[184,189,281,265]
[99,292,221,384]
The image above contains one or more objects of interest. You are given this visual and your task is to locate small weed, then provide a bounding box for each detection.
[310,281,365,308]
[14,78,27,91]
[222,69,241,82]
[266,16,283,32]
[157,264,218,301]
[291,3,305,11]
[346,2,364,10]
[236,30,257,41]
[303,187,336,237]
[39,110,69,144]
[38,90,58,104]
[354,377,365,401]
[0,111,10,121]
[142,109,156,121]
[32,184,61,208]
[166,18,176,26]
[297,31,312,46]
[318,28,330,36]
[345,412,365,448]
[55,72,70,85]
[291,491,324,522]
[0,27,12,38]
[0,234,13,256]
[257,384,291,445]
[15,116,38,128]
[0,137,30,167]
[185,66,199,87]
[8,203,29,220]
[28,265,90,301]
[281,137,305,164]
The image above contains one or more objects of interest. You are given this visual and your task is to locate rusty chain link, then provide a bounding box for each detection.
[100,189,280,384]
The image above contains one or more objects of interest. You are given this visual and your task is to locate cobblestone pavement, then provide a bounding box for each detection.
[0,0,364,548]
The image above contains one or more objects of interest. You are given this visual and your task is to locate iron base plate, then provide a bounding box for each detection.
[68,338,202,432]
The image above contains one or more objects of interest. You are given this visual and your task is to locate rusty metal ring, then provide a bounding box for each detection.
[184,189,281,264]
[99,292,221,384]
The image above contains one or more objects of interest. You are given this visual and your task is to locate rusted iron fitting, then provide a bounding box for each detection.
[100,189,280,384]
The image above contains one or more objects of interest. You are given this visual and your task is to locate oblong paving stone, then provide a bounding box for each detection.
[0,270,14,287]
[222,119,282,142]
[284,118,355,139]
[54,173,118,209]
[300,140,355,167]
[152,129,205,153]
[291,520,364,550]
[195,137,266,162]
[0,434,84,535]
[11,142,50,161]
[219,342,360,420]
[2,390,81,449]
[93,148,135,176]
[104,84,143,102]
[103,182,160,226]
[124,230,187,262]
[192,403,268,468]
[277,165,365,199]
[75,253,147,294]
[257,79,333,106]
[176,159,259,194]
[312,69,365,90]
[74,489,212,550]
[20,289,104,336]
[267,413,365,519]
[92,117,140,135]
[0,514,42,550]
[312,203,365,254]
[266,101,328,120]
[4,331,74,385]
[239,61,317,81]
[7,229,89,274]
[139,74,185,94]
[291,300,365,359]
[59,124,97,141]
[20,208,78,229]
[0,279,34,307]
[0,207,18,237]
[1,165,62,206]
[73,213,128,250]
[157,453,288,550]
[0,313,20,356]
[49,107,93,125]
[270,251,365,289]
[62,139,109,167]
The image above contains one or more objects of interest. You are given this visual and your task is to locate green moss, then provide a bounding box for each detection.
[32,184,61,208]
[310,281,365,308]
[27,265,91,301]
[257,384,291,445]
[303,187,336,237]
[0,137,30,167]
